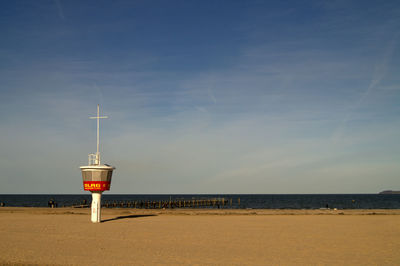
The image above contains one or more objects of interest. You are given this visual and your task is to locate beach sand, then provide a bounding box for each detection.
[0,208,399,265]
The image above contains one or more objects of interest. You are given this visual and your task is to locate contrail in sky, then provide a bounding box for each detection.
[332,34,398,141]
[54,0,65,20]
[208,87,217,104]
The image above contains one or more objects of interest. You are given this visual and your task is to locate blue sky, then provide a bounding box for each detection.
[1,0,399,193]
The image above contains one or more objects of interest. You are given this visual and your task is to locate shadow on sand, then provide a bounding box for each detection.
[102,214,156,223]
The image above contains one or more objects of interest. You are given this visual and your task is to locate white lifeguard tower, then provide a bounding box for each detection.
[80,104,115,223]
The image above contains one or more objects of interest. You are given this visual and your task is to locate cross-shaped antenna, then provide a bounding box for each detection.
[89,104,108,165]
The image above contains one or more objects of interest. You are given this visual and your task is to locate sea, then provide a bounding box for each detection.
[0,194,399,209]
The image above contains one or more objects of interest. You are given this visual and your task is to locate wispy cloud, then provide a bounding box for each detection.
[1,0,400,193]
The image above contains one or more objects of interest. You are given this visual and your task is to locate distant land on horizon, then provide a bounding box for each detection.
[379,190,400,194]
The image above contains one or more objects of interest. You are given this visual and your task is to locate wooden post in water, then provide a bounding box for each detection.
[238,198,240,208]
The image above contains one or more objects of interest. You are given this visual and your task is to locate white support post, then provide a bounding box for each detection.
[91,192,102,223]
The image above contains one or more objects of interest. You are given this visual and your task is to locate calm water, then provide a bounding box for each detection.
[0,194,399,209]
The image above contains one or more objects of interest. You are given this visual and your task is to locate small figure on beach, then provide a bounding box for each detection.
[48,199,57,208]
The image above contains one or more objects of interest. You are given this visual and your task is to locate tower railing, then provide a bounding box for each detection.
[88,153,100,166]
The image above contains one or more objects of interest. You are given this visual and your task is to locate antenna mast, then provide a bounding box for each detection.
[89,104,108,165]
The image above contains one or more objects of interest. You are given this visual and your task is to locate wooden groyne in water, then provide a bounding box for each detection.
[62,198,241,209]
[100,198,237,209]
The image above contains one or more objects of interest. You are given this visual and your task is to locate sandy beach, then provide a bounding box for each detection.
[1,208,399,265]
